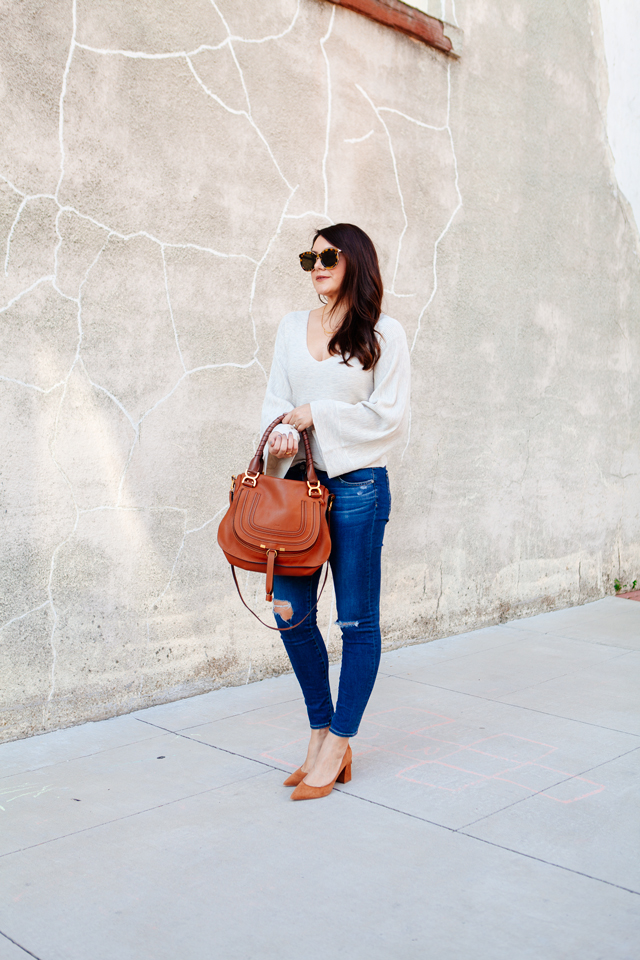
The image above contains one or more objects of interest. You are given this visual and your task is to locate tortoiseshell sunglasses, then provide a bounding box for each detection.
[299,247,342,272]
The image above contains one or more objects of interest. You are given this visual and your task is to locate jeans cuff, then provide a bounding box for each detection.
[329,724,357,738]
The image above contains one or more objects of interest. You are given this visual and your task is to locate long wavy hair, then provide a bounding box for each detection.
[313,223,383,370]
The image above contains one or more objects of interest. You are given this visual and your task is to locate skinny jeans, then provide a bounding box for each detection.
[273,463,391,738]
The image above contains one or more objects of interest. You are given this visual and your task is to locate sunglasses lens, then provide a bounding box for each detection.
[320,248,338,268]
[299,253,316,272]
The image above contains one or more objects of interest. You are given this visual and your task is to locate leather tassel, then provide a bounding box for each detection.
[265,549,278,602]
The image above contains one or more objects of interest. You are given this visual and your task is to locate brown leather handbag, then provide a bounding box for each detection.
[217,414,333,629]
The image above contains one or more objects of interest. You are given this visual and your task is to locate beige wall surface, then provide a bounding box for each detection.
[1,0,638,741]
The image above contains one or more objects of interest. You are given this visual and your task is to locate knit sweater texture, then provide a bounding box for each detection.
[260,310,411,478]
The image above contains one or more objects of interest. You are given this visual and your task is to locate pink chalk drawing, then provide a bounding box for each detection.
[255,705,606,802]
[395,731,605,803]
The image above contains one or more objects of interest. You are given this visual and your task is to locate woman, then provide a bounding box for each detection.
[260,223,410,800]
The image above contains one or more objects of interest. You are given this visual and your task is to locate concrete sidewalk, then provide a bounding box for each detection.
[1,597,639,960]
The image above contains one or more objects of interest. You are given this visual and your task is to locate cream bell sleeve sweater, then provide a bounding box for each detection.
[260,310,410,479]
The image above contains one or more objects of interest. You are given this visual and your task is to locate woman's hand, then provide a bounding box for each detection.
[268,429,299,459]
[268,405,313,459]
[282,404,313,433]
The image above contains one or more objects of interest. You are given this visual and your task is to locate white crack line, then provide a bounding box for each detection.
[115,356,261,508]
[0,374,66,394]
[75,40,229,60]
[0,174,25,196]
[145,503,227,641]
[247,187,302,375]
[189,1,295,192]
[185,56,246,116]
[283,210,331,222]
[161,246,187,374]
[375,63,460,460]
[56,0,77,201]
[78,357,138,433]
[0,601,52,634]
[232,1,301,45]
[344,130,374,144]
[320,6,336,220]
[207,1,252,113]
[74,0,302,57]
[185,505,227,537]
[356,85,411,298]
[409,62,462,353]
[52,204,82,300]
[0,276,56,315]
[378,106,447,132]
[4,189,257,264]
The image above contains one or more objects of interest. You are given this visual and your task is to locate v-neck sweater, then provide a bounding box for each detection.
[260,310,411,479]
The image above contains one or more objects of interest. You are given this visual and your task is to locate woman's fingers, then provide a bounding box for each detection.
[269,430,298,459]
[282,404,313,432]
[282,435,297,457]
[268,430,280,452]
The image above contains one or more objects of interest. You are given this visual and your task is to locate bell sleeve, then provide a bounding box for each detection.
[309,324,411,478]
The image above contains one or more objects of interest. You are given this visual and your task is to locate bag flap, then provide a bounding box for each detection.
[232,476,323,553]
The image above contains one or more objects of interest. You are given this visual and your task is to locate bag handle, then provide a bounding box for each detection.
[247,414,318,483]
[231,564,330,631]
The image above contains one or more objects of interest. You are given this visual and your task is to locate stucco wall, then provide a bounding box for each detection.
[1,0,638,741]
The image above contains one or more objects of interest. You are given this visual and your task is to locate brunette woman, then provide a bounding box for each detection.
[260,223,410,800]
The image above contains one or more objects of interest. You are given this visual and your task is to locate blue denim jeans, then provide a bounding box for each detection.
[273,463,391,738]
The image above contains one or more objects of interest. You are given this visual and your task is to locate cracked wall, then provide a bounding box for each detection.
[1,0,639,741]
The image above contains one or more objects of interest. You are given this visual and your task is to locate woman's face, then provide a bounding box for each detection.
[309,234,346,301]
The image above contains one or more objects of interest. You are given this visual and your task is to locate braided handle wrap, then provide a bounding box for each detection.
[247,414,318,483]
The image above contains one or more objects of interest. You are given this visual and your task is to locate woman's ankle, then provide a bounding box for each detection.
[319,731,349,757]
[303,726,330,768]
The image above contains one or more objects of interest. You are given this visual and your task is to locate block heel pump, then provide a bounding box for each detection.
[290,745,352,801]
[336,757,351,784]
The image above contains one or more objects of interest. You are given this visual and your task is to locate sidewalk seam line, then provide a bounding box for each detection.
[134,718,296,766]
[0,929,44,960]
[456,646,634,701]
[335,790,640,897]
[0,767,271,861]
[134,695,304,733]
[384,674,640,738]
[456,743,640,830]
[0,730,170,782]
[0,697,304,781]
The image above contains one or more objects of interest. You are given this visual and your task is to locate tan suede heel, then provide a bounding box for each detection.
[283,767,306,787]
[290,745,352,801]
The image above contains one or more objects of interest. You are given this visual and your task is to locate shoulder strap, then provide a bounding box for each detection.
[231,565,330,631]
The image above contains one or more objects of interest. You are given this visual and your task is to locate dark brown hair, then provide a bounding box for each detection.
[312,223,383,370]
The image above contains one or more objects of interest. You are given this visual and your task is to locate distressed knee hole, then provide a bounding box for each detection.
[336,620,359,628]
[273,599,294,622]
